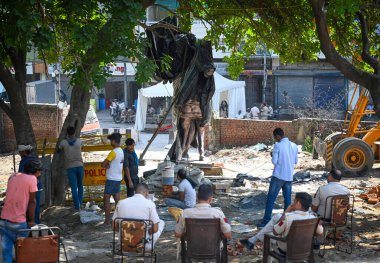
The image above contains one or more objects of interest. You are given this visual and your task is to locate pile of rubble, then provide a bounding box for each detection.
[359,185,380,204]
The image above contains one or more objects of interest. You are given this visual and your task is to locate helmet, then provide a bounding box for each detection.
[24,159,42,174]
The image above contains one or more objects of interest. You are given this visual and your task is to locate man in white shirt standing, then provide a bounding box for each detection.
[260,102,270,120]
[165,169,196,209]
[112,183,165,251]
[101,133,124,225]
[258,128,298,228]
[250,105,260,119]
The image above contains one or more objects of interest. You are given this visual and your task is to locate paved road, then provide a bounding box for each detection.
[96,110,134,129]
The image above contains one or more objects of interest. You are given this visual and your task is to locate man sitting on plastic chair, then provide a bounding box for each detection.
[240,192,323,253]
[112,183,165,252]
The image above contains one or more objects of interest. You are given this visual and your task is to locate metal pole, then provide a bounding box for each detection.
[58,65,61,98]
[262,47,267,102]
[123,62,128,107]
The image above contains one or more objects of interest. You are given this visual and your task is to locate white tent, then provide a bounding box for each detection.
[212,72,246,118]
[134,72,246,131]
[135,82,173,131]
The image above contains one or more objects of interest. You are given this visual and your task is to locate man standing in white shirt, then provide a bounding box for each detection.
[101,133,124,225]
[165,169,196,209]
[250,105,260,119]
[112,183,165,250]
[260,102,270,120]
[257,128,298,228]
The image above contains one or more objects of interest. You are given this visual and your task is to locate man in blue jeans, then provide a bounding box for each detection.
[59,126,84,210]
[258,128,298,228]
[0,159,41,263]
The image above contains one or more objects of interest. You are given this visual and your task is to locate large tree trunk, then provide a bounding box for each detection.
[0,51,37,150]
[9,101,36,148]
[51,83,91,205]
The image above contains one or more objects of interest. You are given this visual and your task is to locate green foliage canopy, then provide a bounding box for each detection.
[178,0,380,79]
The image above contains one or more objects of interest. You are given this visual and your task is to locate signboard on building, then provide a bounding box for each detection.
[107,62,136,76]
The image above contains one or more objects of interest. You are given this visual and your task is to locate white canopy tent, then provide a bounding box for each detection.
[134,72,246,131]
[212,72,246,118]
[134,82,173,131]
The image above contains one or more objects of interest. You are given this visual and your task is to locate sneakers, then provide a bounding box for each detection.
[239,239,255,251]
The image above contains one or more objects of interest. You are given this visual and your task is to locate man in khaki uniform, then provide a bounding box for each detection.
[175,184,232,239]
[311,169,350,219]
[240,192,323,252]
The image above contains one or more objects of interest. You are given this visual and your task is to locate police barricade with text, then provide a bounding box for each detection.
[80,162,127,202]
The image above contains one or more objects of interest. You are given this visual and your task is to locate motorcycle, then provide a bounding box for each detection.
[113,106,136,124]
[112,102,125,123]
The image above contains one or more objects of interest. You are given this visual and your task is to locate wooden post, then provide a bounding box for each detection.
[139,96,178,164]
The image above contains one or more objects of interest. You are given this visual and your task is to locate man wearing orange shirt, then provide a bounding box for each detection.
[0,159,41,263]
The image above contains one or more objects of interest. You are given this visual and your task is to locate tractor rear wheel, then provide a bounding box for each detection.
[324,132,345,146]
[332,137,374,176]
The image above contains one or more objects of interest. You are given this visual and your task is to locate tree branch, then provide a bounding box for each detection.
[357,10,380,75]
[309,0,375,88]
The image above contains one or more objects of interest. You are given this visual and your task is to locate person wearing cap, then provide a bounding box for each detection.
[58,126,84,210]
[0,159,42,263]
[17,144,41,224]
[175,184,231,239]
[101,133,124,225]
[18,144,35,173]
[123,138,139,197]
[311,169,350,220]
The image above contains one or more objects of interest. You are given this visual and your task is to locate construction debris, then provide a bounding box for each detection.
[358,186,380,205]
[144,162,211,189]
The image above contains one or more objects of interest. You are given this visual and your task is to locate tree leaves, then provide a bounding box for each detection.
[178,0,379,77]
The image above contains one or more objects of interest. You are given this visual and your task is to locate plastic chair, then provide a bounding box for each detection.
[168,207,183,260]
[16,226,68,263]
[263,218,319,263]
[181,218,228,263]
[319,194,354,257]
[112,218,156,263]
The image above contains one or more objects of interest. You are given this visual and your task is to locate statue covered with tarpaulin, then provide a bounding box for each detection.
[146,17,215,161]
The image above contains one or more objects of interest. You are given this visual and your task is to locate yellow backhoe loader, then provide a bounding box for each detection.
[314,85,380,176]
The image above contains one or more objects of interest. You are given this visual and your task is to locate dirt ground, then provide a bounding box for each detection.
[1,146,380,262]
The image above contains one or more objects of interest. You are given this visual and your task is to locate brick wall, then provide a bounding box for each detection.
[205,118,301,150]
[0,104,62,153]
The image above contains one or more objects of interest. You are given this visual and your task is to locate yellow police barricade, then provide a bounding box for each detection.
[37,132,134,204]
[83,162,126,202]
